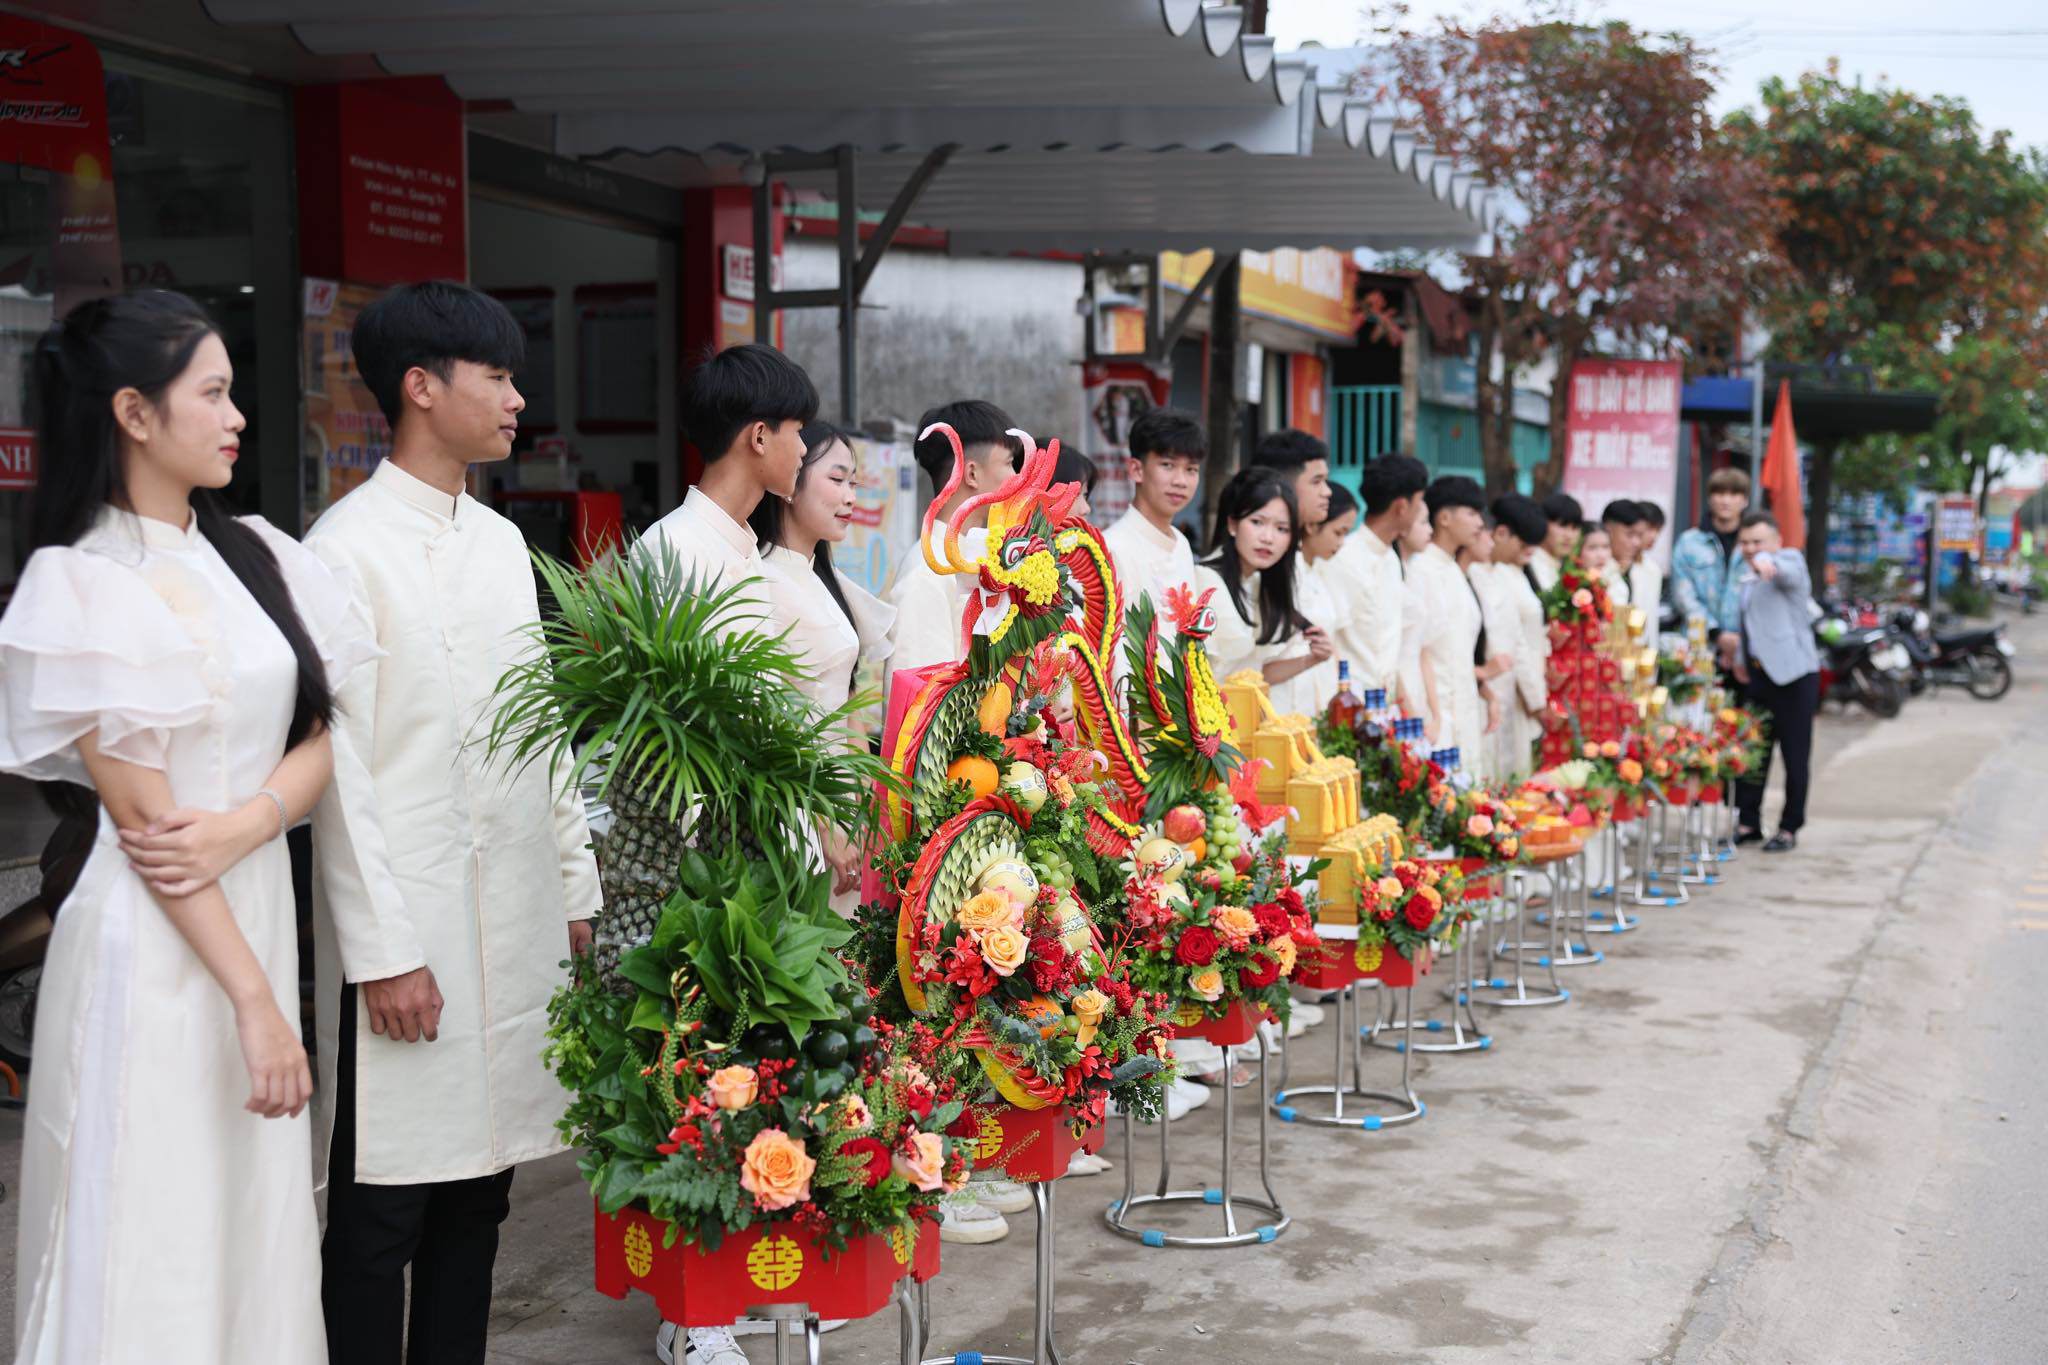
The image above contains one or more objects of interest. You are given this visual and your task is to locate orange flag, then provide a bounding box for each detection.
[1759,379,1805,549]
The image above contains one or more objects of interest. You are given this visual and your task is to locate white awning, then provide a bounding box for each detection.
[194,0,1494,250]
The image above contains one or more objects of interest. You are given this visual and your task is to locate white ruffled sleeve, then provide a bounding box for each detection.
[0,546,213,782]
[239,516,383,688]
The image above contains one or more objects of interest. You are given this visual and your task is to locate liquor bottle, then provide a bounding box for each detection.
[1327,660,1364,734]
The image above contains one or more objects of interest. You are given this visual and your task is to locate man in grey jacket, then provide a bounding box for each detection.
[1731,511,1822,852]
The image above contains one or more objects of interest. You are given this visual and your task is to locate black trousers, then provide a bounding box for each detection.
[323,983,515,1365]
[1736,670,1820,835]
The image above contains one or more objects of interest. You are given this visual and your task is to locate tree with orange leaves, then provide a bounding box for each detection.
[1372,3,1771,497]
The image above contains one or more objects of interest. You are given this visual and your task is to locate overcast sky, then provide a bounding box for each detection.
[1272,0,2048,152]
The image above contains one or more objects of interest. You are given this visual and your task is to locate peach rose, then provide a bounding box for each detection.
[1466,813,1495,838]
[739,1128,815,1211]
[978,925,1029,976]
[1581,741,1600,759]
[1069,988,1111,1026]
[1273,936,1298,976]
[1618,758,1644,784]
[1189,967,1226,1002]
[956,891,1017,933]
[1415,884,1443,913]
[1600,739,1622,758]
[1213,906,1258,951]
[893,1130,946,1192]
[1572,589,1593,609]
[1376,876,1404,901]
[707,1064,758,1111]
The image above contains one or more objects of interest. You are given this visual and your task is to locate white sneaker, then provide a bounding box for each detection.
[655,1323,747,1365]
[938,1196,1011,1244]
[729,1317,849,1336]
[1291,1001,1326,1029]
[1066,1150,1112,1176]
[972,1177,1035,1214]
[1170,1076,1212,1111]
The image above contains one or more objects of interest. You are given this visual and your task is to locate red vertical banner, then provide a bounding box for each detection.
[1561,358,1683,565]
[1287,352,1327,439]
[296,78,467,286]
[0,18,121,314]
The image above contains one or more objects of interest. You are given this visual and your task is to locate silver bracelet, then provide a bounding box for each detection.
[256,788,287,842]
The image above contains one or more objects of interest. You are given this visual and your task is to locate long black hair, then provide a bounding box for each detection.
[1200,466,1306,647]
[33,291,336,762]
[749,420,858,633]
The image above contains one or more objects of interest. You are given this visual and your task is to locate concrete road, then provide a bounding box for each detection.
[0,615,2041,1364]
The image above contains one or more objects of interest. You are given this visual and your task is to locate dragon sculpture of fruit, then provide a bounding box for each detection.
[855,425,1171,1127]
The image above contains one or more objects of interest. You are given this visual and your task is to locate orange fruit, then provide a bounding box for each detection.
[978,684,1014,737]
[1184,836,1207,863]
[947,754,1000,798]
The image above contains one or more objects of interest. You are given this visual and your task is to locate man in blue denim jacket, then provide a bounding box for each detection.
[1670,467,1752,672]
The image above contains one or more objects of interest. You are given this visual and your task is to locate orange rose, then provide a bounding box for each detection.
[1213,906,1258,951]
[1618,758,1644,784]
[1070,988,1110,1026]
[1499,836,1520,858]
[1189,967,1226,1002]
[893,1130,946,1192]
[1273,936,1298,976]
[1600,740,1622,758]
[1581,742,1600,759]
[978,925,1029,976]
[1376,876,1404,901]
[956,891,1017,933]
[739,1128,815,1211]
[707,1064,759,1111]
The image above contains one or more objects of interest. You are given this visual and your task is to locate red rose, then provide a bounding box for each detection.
[841,1136,891,1188]
[1238,954,1281,990]
[1403,898,1437,932]
[1375,902,1398,922]
[904,1087,935,1121]
[946,1111,978,1138]
[1175,926,1221,966]
[1253,903,1291,940]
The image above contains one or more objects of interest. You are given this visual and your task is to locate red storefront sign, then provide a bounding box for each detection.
[0,427,35,490]
[0,18,120,311]
[1288,352,1328,440]
[1560,358,1682,564]
[296,77,467,285]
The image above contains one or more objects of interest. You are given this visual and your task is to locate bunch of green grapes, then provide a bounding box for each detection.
[1036,847,1077,893]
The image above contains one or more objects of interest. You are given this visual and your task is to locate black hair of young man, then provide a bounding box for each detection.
[1425,474,1487,521]
[1126,408,1207,462]
[1358,453,1429,516]
[685,342,819,462]
[1052,444,1098,495]
[1639,501,1667,529]
[1252,427,1329,473]
[1540,490,1584,528]
[912,398,1023,489]
[1491,493,1549,546]
[1602,498,1646,527]
[351,280,524,429]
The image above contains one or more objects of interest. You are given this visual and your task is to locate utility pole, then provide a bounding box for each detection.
[1203,253,1244,536]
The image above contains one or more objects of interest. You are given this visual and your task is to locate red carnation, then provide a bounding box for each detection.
[1403,897,1437,932]
[1375,901,1398,922]
[904,1087,935,1121]
[1253,903,1291,940]
[1277,886,1306,916]
[841,1136,892,1188]
[1175,926,1221,966]
[1238,954,1281,990]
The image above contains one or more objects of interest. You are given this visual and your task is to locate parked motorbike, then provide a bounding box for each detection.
[1891,607,2016,700]
[1815,613,1912,718]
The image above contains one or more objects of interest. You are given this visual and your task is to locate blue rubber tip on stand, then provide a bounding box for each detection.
[1588,910,1611,920]
[1107,1200,1122,1213]
[1362,1116,1383,1131]
[1456,992,1470,1004]
[1393,1041,1407,1053]
[1592,951,1607,963]
[1202,1188,1224,1205]
[1661,896,1682,907]
[1425,1019,1445,1032]
[1478,1036,1495,1050]
[1536,956,1552,967]
[1417,1101,1428,1117]
[1489,978,1508,989]
[1533,914,1551,926]
[1559,989,1572,1002]
[1256,1225,1279,1243]
[958,1352,985,1365]
[1591,886,1614,899]
[1141,1230,1166,1248]
[1276,1105,1298,1122]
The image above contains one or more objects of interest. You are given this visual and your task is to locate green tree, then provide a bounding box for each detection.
[1730,70,2048,575]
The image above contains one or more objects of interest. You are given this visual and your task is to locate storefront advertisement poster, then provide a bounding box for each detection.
[1077,360,1172,526]
[829,435,915,735]
[1561,358,1683,567]
[1288,353,1328,440]
[0,18,121,313]
[301,278,393,530]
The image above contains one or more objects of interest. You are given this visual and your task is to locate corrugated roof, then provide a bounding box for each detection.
[197,0,1495,250]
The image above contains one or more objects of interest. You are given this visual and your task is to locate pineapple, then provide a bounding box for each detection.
[592,780,686,989]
